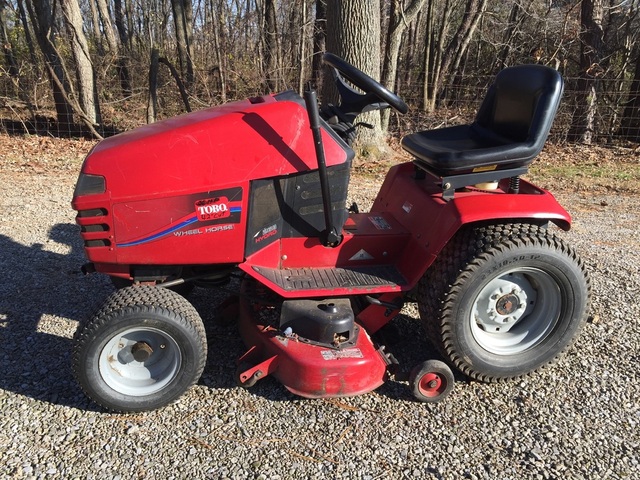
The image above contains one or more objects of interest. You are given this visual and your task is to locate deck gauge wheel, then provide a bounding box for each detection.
[409,359,455,403]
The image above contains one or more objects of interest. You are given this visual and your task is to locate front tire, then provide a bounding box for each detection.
[73,286,207,412]
[111,276,195,297]
[418,223,590,382]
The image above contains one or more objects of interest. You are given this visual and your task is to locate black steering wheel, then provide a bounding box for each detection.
[323,52,408,114]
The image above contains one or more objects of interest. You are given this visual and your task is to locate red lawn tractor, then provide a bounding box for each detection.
[71,54,590,412]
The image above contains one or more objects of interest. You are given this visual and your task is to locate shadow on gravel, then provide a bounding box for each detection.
[188,292,302,403]
[371,314,467,402]
[0,224,461,410]
[0,227,309,410]
[0,223,107,410]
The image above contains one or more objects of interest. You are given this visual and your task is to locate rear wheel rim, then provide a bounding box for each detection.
[470,268,561,355]
[99,327,182,396]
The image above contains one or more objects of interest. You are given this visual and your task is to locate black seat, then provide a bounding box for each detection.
[401,65,563,176]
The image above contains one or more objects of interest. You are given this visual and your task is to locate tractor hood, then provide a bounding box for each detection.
[76,93,350,203]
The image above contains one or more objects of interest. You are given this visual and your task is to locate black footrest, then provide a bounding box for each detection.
[253,265,406,292]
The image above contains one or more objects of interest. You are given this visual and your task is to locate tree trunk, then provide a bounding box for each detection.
[27,0,74,130]
[401,12,420,93]
[432,0,487,108]
[210,0,227,102]
[158,55,192,113]
[421,0,435,110]
[171,0,194,87]
[147,47,191,123]
[16,0,37,67]
[114,0,129,47]
[113,0,132,96]
[497,2,522,71]
[619,50,640,142]
[325,0,383,148]
[96,0,118,54]
[311,0,327,94]
[568,0,605,144]
[286,1,301,70]
[147,48,159,124]
[125,0,135,51]
[297,1,308,95]
[423,0,453,112]
[262,0,279,93]
[381,0,427,130]
[62,0,101,125]
[0,0,19,78]
[88,0,103,54]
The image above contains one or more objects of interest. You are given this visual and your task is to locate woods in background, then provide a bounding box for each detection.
[0,0,639,144]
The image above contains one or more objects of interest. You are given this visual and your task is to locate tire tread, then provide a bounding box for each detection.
[73,286,207,412]
[418,222,591,383]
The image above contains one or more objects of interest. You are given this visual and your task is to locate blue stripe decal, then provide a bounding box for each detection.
[118,215,198,247]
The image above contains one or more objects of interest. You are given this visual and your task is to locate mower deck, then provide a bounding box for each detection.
[236,280,394,398]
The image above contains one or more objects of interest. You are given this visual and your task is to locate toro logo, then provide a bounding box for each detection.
[195,197,230,221]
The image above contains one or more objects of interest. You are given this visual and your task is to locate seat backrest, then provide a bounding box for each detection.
[474,65,563,147]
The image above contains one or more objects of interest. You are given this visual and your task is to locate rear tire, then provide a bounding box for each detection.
[417,223,590,382]
[73,286,207,412]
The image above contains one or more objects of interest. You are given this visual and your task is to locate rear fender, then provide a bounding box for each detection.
[371,162,572,287]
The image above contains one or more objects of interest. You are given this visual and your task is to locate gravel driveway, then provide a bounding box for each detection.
[1,163,638,479]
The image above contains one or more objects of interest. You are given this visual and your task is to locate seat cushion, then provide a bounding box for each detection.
[401,65,563,177]
[401,124,537,175]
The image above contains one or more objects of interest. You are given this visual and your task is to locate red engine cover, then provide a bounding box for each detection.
[72,95,349,266]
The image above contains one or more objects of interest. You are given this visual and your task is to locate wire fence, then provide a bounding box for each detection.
[1,66,639,147]
[397,75,640,146]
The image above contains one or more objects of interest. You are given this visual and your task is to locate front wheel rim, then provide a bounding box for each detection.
[470,268,562,355]
[99,327,182,396]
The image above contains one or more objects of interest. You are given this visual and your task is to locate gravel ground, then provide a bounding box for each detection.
[1,162,639,479]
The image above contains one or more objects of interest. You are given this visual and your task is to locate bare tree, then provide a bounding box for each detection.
[296,1,309,94]
[62,0,101,125]
[0,0,636,145]
[325,0,383,147]
[208,0,228,102]
[497,2,525,70]
[381,0,428,129]
[16,0,37,67]
[113,0,132,96]
[95,0,118,54]
[568,0,605,144]
[27,0,74,130]
[147,48,160,124]
[88,0,103,54]
[147,48,191,124]
[312,0,327,93]
[620,49,640,141]
[113,0,129,49]
[262,0,279,92]
[0,0,18,78]
[426,0,487,111]
[171,0,195,86]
